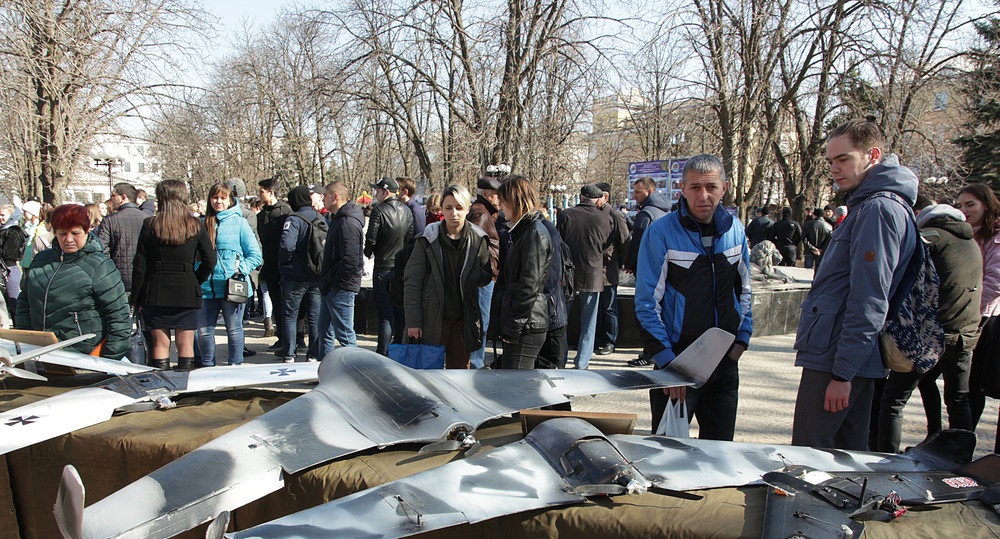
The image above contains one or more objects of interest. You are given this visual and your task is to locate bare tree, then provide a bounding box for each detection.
[0,0,208,203]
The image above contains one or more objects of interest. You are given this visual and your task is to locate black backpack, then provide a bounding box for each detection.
[291,212,328,277]
[389,239,416,308]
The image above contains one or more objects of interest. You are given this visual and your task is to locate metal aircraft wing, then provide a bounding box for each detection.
[0,362,320,455]
[59,328,735,539]
[0,336,153,378]
[218,417,977,539]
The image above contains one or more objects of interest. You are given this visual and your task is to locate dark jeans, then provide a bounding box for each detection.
[596,285,618,347]
[877,335,974,453]
[502,331,547,370]
[373,271,395,356]
[281,279,321,360]
[791,368,876,450]
[536,326,568,369]
[649,357,739,440]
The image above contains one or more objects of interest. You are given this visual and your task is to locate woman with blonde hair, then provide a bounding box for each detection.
[132,179,216,370]
[195,183,262,366]
[403,184,492,368]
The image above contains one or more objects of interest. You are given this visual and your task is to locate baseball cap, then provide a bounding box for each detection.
[370,177,399,192]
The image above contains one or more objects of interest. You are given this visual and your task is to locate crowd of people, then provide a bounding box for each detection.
[1,115,998,455]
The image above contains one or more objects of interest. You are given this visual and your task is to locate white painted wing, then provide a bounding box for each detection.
[72,328,733,539]
[612,435,948,492]
[0,363,319,456]
[0,388,137,454]
[228,440,582,539]
[0,339,153,376]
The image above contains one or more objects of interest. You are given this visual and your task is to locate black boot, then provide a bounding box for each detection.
[152,358,170,370]
[176,356,195,371]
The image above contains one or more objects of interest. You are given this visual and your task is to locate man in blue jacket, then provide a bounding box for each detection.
[317,181,364,357]
[791,118,919,450]
[634,154,752,440]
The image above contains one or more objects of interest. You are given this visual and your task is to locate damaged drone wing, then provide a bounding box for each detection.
[220,417,977,539]
[62,328,734,539]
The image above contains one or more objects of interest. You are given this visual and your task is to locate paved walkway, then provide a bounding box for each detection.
[236,319,998,457]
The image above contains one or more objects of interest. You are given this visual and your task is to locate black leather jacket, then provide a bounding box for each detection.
[498,211,554,340]
[364,196,414,271]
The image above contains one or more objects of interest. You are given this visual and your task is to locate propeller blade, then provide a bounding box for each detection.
[2,366,48,381]
[573,484,627,497]
[419,440,462,453]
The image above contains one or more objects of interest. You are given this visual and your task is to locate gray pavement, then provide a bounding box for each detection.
[233,317,998,457]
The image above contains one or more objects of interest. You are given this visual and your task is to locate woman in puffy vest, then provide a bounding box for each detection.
[195,183,262,366]
[16,204,131,357]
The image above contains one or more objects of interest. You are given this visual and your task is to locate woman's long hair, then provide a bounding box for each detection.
[497,175,538,223]
[204,183,233,249]
[959,183,1000,244]
[152,179,202,246]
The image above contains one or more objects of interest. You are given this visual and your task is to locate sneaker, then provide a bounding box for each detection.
[306,357,318,362]
[627,355,652,367]
[281,357,295,364]
[267,342,284,352]
[596,344,615,355]
[243,347,257,357]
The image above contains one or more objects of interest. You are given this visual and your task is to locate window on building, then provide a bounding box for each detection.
[933,92,948,111]
[151,162,159,173]
[138,162,146,173]
[124,162,131,172]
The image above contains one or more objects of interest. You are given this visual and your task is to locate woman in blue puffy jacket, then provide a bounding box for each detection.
[196,182,263,366]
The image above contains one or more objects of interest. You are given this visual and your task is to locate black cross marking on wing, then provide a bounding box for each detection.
[270,368,296,377]
[5,415,40,427]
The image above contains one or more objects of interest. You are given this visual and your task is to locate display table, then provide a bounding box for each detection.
[2,380,999,539]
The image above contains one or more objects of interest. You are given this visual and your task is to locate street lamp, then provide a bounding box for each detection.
[92,149,125,197]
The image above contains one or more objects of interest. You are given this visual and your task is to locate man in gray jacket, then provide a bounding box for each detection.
[791,118,919,450]
[96,182,147,295]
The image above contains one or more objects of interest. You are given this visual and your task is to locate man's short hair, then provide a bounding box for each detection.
[827,117,886,151]
[633,177,656,191]
[258,177,280,194]
[759,206,770,216]
[913,194,934,212]
[112,182,137,202]
[136,189,148,200]
[812,208,824,218]
[682,154,726,183]
[397,177,416,197]
[326,181,350,200]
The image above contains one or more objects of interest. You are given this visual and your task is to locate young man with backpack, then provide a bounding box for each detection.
[277,185,327,363]
[792,118,920,450]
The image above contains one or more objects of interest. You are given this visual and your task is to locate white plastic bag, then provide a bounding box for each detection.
[655,399,690,438]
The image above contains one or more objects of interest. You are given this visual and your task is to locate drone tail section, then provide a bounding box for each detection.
[55,465,85,539]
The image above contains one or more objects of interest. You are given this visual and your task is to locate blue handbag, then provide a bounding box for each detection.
[387,342,446,369]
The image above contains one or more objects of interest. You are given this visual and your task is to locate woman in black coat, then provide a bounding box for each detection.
[496,176,565,370]
[132,179,216,370]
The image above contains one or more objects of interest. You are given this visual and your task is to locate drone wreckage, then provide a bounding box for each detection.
[2,328,996,539]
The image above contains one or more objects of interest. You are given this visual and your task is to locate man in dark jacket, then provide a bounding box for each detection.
[257,178,292,347]
[744,206,774,248]
[318,181,364,357]
[595,182,629,356]
[96,182,147,295]
[467,176,501,368]
[624,177,670,274]
[135,189,155,215]
[556,184,613,369]
[278,185,325,363]
[876,201,982,452]
[364,177,414,356]
[802,208,833,271]
[769,207,802,266]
